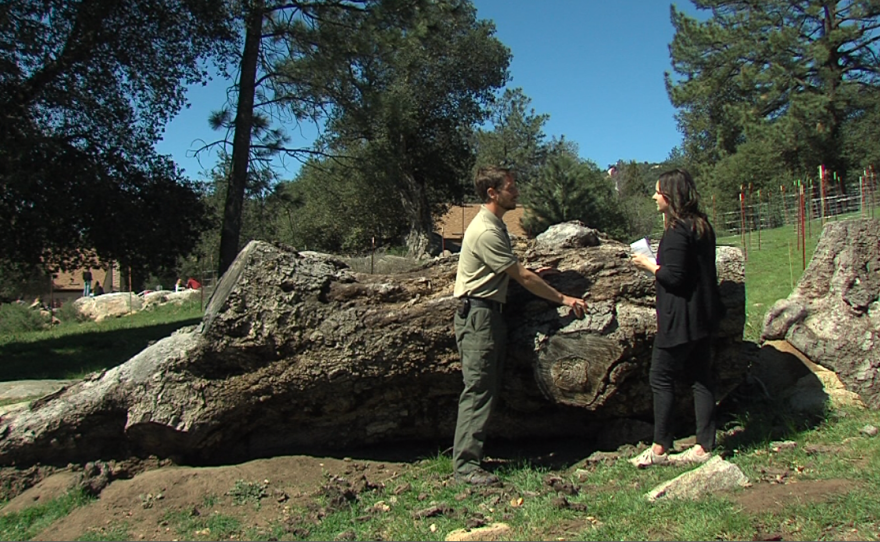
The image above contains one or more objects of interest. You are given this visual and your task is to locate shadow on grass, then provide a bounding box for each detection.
[309,435,592,474]
[715,382,826,452]
[0,318,202,381]
[485,436,594,472]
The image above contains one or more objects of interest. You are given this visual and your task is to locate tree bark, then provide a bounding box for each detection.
[218,0,263,277]
[762,218,880,408]
[0,224,746,468]
[402,171,437,259]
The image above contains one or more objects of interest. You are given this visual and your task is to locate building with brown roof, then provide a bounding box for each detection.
[49,262,122,306]
[435,204,530,251]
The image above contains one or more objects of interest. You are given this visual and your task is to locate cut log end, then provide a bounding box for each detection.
[535,333,623,408]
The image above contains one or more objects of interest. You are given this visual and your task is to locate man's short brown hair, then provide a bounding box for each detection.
[474,166,513,203]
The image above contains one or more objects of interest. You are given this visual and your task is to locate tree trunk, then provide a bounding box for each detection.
[401,172,437,259]
[0,224,747,468]
[218,0,263,277]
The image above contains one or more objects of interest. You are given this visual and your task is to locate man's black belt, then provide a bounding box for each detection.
[463,296,504,313]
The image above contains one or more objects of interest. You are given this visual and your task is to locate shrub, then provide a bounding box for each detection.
[520,153,630,240]
[55,302,85,324]
[0,302,49,334]
[228,480,267,505]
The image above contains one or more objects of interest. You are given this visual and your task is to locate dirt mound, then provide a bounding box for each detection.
[26,455,408,541]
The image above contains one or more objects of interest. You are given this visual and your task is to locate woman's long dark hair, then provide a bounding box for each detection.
[657,168,711,239]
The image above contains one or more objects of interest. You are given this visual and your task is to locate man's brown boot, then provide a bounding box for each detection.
[454,468,500,486]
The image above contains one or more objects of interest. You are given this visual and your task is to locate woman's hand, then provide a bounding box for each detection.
[631,253,659,275]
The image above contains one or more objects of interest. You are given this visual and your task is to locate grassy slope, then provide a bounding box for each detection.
[0,300,203,381]
[718,218,817,341]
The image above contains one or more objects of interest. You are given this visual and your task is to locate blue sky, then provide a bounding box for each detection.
[157,1,695,180]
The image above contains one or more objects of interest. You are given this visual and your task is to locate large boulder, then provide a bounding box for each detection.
[0,224,746,467]
[73,290,202,322]
[73,292,143,321]
[142,289,202,309]
[762,219,880,408]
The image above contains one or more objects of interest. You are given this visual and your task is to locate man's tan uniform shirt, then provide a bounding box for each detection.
[453,206,517,304]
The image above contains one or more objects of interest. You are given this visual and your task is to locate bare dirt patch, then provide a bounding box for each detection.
[731,478,858,515]
[0,434,866,542]
[1,471,78,514]
[27,455,410,541]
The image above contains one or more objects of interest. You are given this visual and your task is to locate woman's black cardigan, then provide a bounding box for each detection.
[653,219,725,348]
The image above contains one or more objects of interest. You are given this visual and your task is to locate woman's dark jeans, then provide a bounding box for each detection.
[650,336,716,452]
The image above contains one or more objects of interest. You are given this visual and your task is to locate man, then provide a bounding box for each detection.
[452,166,587,486]
[82,269,92,297]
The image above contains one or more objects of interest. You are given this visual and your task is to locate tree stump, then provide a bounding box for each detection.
[762,218,880,409]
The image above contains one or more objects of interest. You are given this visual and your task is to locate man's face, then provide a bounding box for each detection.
[493,174,519,211]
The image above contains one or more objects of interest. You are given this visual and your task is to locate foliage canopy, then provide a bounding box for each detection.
[668,0,880,212]
[520,146,629,240]
[0,0,234,274]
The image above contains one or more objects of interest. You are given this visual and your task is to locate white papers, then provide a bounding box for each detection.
[630,237,656,263]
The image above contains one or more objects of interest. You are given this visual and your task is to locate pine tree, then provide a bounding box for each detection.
[473,88,550,189]
[521,146,627,239]
[668,1,880,210]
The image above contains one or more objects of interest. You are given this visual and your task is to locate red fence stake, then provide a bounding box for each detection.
[757,189,762,250]
[819,164,826,224]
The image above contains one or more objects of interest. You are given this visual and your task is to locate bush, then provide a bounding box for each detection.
[0,302,49,334]
[520,153,630,240]
[55,301,85,324]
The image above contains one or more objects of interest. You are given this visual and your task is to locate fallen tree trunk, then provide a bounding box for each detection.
[0,224,746,467]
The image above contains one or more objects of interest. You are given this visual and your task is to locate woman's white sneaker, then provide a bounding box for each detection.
[667,445,712,466]
[629,447,669,468]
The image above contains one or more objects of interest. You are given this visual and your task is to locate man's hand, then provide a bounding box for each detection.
[562,295,586,318]
[532,265,558,277]
[506,262,587,317]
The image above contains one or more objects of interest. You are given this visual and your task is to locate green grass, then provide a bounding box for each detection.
[161,509,243,541]
[75,522,132,541]
[0,489,93,541]
[0,300,203,381]
[248,404,878,541]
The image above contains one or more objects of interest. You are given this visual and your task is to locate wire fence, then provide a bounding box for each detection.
[714,190,876,238]
[709,175,878,268]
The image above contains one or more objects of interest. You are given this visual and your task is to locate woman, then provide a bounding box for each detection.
[630,169,725,468]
